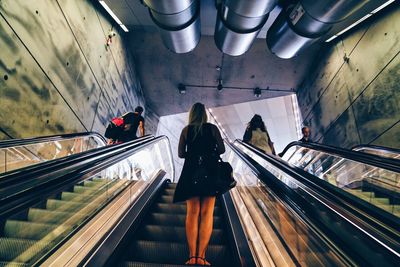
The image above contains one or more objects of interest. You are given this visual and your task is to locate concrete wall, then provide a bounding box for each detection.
[297,6,400,149]
[0,0,155,140]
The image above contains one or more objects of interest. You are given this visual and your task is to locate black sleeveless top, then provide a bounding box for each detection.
[173,123,219,202]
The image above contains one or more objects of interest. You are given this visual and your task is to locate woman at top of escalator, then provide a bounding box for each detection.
[243,114,276,155]
[173,102,225,266]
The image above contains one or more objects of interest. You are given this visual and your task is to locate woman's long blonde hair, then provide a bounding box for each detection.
[188,102,208,140]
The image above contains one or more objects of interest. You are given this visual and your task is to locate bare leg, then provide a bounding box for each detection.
[198,196,216,265]
[186,197,200,264]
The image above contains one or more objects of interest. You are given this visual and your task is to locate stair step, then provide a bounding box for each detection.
[163,189,175,196]
[46,199,88,212]
[27,208,85,224]
[137,225,225,244]
[126,240,230,266]
[0,238,48,262]
[3,220,67,240]
[0,262,29,267]
[83,180,108,187]
[73,185,98,194]
[60,191,97,202]
[146,213,222,228]
[165,183,177,189]
[158,195,220,207]
[120,262,211,267]
[152,203,221,216]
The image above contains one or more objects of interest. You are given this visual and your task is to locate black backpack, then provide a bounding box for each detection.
[104,117,125,140]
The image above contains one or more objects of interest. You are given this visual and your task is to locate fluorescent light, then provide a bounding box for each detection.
[99,1,129,32]
[371,0,395,14]
[120,24,129,32]
[325,0,394,42]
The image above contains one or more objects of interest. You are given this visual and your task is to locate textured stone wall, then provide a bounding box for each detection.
[0,0,155,140]
[297,6,400,149]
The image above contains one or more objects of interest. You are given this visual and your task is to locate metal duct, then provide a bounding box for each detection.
[214,0,277,56]
[144,0,200,53]
[267,0,369,58]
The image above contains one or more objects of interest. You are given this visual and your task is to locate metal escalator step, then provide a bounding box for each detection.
[0,238,48,262]
[159,195,220,207]
[127,240,230,266]
[146,213,222,228]
[165,183,177,189]
[370,198,390,205]
[83,180,108,187]
[4,220,67,240]
[60,191,98,202]
[46,199,99,212]
[152,203,221,216]
[27,208,85,224]
[120,262,193,267]
[163,189,175,196]
[73,185,98,194]
[137,225,225,244]
[0,261,29,267]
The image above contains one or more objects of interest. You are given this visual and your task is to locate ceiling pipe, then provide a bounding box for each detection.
[214,0,278,56]
[267,0,369,59]
[144,0,200,53]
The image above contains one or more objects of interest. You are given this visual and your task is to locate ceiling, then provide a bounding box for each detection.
[101,0,392,117]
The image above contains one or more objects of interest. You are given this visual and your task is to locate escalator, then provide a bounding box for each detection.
[0,132,107,174]
[0,135,171,266]
[279,141,400,219]
[117,183,234,267]
[352,144,400,160]
[1,134,399,266]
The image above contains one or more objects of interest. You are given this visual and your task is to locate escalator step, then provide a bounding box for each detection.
[120,262,189,267]
[137,225,225,244]
[60,191,98,202]
[46,199,103,212]
[127,240,230,266]
[0,262,29,267]
[165,183,177,189]
[152,203,221,216]
[163,189,175,196]
[73,186,98,194]
[83,180,108,187]
[27,208,85,224]
[146,213,222,228]
[46,199,88,212]
[3,220,67,240]
[158,195,220,207]
[0,238,48,262]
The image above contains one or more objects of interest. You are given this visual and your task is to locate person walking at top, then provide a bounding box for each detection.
[173,102,225,266]
[243,114,276,155]
[299,126,313,142]
[106,106,145,144]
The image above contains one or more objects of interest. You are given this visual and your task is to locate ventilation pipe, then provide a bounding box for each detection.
[214,0,278,56]
[144,0,200,53]
[267,0,369,59]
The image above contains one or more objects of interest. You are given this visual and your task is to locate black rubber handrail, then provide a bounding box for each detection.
[234,140,400,258]
[232,141,400,265]
[0,135,164,218]
[0,131,107,148]
[352,144,400,155]
[0,135,154,188]
[280,141,400,173]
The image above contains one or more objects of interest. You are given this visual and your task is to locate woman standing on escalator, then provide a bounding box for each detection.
[173,102,225,266]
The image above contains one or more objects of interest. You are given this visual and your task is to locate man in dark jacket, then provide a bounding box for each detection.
[107,106,145,144]
[299,126,312,142]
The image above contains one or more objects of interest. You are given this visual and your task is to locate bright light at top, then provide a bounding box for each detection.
[99,1,129,32]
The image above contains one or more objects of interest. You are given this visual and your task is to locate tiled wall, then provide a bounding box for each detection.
[0,0,156,140]
[297,6,400,149]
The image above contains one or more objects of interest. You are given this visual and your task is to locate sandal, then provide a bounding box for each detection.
[185,256,198,265]
[197,257,211,266]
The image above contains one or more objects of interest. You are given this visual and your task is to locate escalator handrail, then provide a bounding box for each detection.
[280,141,400,173]
[0,135,170,217]
[0,131,107,148]
[0,135,154,188]
[226,141,357,265]
[233,140,400,255]
[352,144,400,155]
